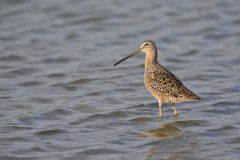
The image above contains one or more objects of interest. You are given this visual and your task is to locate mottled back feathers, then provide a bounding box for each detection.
[144,63,200,103]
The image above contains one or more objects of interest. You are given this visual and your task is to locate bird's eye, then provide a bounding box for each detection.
[144,43,148,46]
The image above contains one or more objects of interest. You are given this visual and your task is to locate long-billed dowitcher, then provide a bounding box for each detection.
[113,40,200,117]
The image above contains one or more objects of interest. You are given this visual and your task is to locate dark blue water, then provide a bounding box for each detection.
[0,0,240,159]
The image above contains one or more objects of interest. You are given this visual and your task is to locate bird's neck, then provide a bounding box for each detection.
[145,49,158,66]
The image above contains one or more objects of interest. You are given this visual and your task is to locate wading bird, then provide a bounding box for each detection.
[113,40,200,117]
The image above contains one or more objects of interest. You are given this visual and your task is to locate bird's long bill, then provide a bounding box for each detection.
[113,51,139,66]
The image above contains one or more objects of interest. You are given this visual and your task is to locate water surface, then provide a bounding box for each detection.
[0,0,240,159]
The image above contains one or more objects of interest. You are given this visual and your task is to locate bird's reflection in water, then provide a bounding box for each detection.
[145,143,177,160]
[143,116,182,139]
[143,117,182,160]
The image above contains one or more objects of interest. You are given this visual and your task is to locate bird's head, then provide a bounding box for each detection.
[113,40,157,66]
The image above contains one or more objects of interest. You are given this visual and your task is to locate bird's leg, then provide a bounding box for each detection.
[172,103,178,116]
[158,100,163,118]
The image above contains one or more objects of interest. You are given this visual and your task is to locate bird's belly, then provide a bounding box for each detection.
[144,75,160,99]
[144,74,179,103]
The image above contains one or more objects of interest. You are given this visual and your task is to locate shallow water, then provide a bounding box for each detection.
[0,0,240,159]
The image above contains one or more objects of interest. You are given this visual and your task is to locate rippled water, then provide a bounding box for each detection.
[0,0,240,159]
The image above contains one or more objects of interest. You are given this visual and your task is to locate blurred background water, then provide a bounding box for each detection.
[0,0,240,159]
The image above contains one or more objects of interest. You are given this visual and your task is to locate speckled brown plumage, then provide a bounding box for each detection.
[144,62,200,104]
[114,40,200,117]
